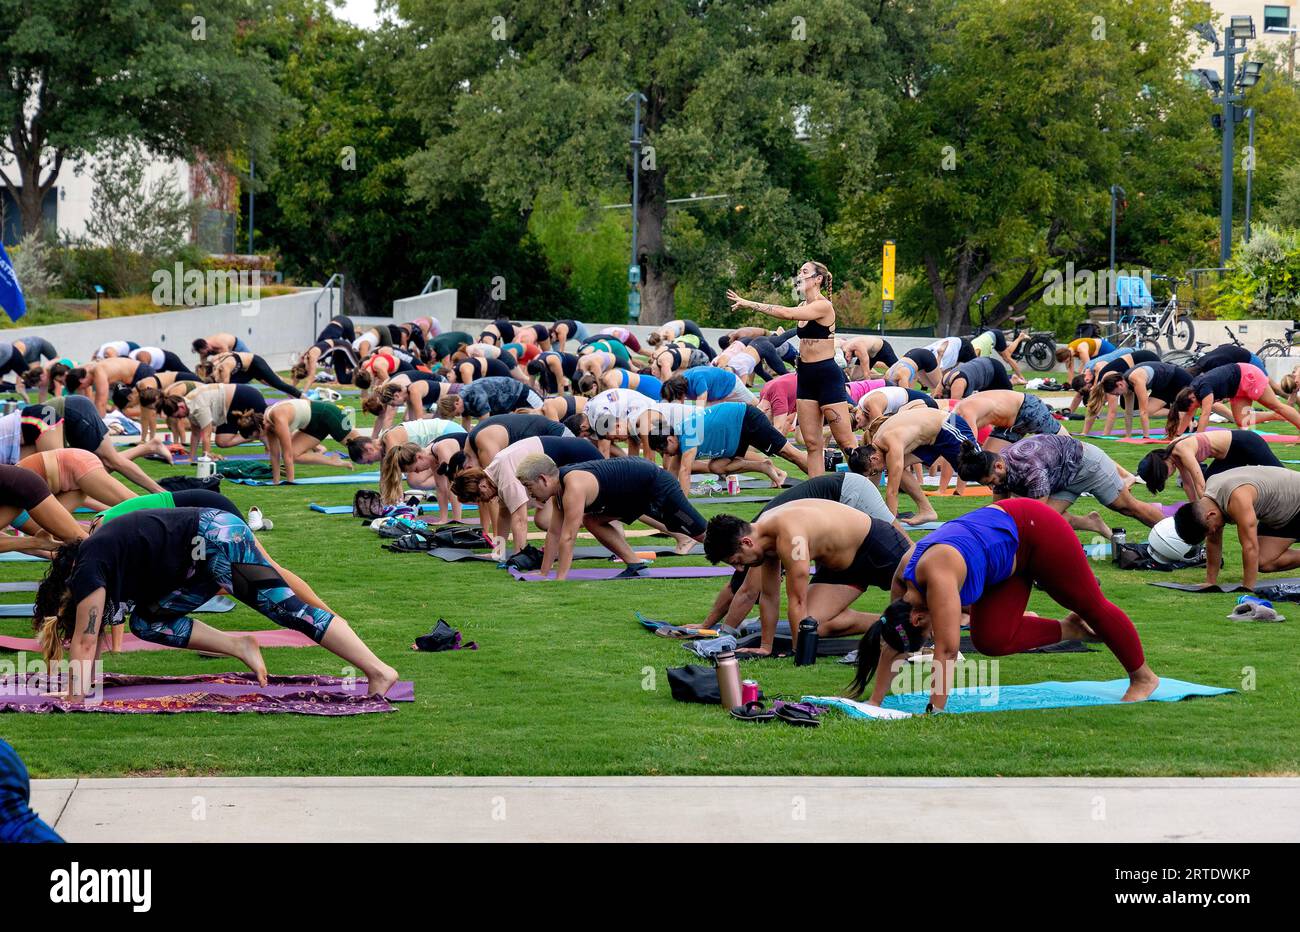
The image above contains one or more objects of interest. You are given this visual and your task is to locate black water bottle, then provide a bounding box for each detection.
[794,617,820,667]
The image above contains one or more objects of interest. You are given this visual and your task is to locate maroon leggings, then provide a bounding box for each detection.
[969,498,1145,672]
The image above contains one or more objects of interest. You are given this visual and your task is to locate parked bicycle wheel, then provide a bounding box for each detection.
[1257,340,1294,359]
[1023,336,1056,371]
[1168,314,1195,351]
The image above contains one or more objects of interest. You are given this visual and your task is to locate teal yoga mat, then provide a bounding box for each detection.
[803,677,1234,718]
[232,472,380,486]
[0,596,237,617]
[0,551,43,562]
[311,502,478,515]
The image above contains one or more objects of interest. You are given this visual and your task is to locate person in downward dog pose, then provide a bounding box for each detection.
[1169,363,1300,435]
[237,400,360,484]
[646,402,807,493]
[517,454,705,579]
[1137,429,1282,502]
[0,463,87,555]
[955,434,1163,538]
[726,260,855,476]
[32,507,398,700]
[703,499,910,656]
[846,498,1159,710]
[952,389,1068,452]
[855,405,979,526]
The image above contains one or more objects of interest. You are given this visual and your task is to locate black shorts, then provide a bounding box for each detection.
[904,347,938,372]
[796,356,849,406]
[1204,431,1283,478]
[736,405,788,458]
[908,388,939,408]
[957,338,977,363]
[984,329,1007,353]
[0,463,51,511]
[812,520,909,591]
[172,489,243,520]
[1260,510,1300,542]
[873,341,898,368]
[642,471,707,537]
[61,395,108,452]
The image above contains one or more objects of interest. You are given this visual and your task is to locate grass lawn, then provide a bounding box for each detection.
[2,391,1298,778]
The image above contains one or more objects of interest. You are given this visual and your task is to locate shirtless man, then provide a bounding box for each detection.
[952,389,1068,452]
[192,333,246,360]
[517,454,705,580]
[840,335,898,378]
[1173,466,1300,590]
[855,406,978,526]
[702,500,910,656]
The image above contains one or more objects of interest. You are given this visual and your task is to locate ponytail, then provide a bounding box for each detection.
[1087,372,1122,418]
[956,439,997,483]
[436,395,459,419]
[361,392,386,416]
[353,368,373,390]
[450,466,490,503]
[1136,447,1174,495]
[32,540,82,663]
[1168,387,1196,436]
[380,442,421,505]
[845,600,923,699]
[232,409,264,439]
[137,386,161,409]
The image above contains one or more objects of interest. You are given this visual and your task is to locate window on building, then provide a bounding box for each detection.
[1264,5,1291,32]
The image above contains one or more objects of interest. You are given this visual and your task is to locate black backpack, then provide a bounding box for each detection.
[430,525,488,548]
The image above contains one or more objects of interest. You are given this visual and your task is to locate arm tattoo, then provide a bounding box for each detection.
[84,607,99,636]
[749,303,789,316]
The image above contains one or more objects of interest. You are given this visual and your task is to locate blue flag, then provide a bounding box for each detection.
[0,240,26,322]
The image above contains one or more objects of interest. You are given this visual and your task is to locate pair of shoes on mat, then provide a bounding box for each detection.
[729,700,822,727]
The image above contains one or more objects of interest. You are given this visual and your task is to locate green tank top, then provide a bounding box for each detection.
[99,491,175,522]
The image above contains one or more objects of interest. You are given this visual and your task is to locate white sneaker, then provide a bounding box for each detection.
[248,506,265,531]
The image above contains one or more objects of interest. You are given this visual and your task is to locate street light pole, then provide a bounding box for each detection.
[1109,184,1125,302]
[1217,44,1238,265]
[625,91,647,324]
[1244,107,1256,243]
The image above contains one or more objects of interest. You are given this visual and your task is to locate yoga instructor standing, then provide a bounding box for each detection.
[727,261,854,476]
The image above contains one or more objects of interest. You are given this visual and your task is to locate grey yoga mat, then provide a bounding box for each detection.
[1144,579,1300,593]
[508,565,732,581]
[428,543,705,563]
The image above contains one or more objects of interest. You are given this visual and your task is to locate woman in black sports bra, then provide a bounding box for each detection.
[726,260,854,476]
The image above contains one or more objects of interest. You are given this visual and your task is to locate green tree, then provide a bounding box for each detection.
[253,3,575,316]
[396,0,931,324]
[0,0,284,238]
[838,0,1218,335]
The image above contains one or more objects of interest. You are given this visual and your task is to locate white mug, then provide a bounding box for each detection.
[196,457,216,479]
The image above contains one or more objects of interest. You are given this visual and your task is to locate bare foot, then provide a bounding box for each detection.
[1060,611,1097,641]
[233,636,268,687]
[1075,510,1111,538]
[146,438,174,464]
[1121,666,1160,702]
[735,646,772,657]
[903,510,940,527]
[770,466,788,489]
[674,534,697,554]
[366,663,400,697]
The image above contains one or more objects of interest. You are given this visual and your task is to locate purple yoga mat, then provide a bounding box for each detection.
[0,628,315,654]
[1160,503,1182,517]
[0,672,413,715]
[508,565,732,581]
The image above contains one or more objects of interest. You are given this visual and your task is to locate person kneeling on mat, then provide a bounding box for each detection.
[1137,430,1283,503]
[703,500,909,657]
[33,508,398,701]
[516,454,705,580]
[646,402,807,494]
[1173,465,1300,591]
[847,499,1158,711]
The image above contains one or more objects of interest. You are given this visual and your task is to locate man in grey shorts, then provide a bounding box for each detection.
[956,433,1163,538]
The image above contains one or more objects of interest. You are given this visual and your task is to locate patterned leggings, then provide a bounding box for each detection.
[128,509,333,647]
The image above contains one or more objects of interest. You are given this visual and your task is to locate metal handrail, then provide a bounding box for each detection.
[310,273,344,341]
[420,274,442,295]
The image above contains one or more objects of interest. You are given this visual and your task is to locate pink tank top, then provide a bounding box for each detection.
[846,378,887,404]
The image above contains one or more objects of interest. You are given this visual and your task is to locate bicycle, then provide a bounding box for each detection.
[970,295,1057,372]
[1108,275,1195,353]
[1257,324,1299,359]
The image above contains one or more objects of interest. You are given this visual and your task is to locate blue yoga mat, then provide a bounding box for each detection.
[804,678,1234,719]
[310,502,478,515]
[0,582,38,592]
[0,551,43,562]
[0,596,236,617]
[231,472,380,486]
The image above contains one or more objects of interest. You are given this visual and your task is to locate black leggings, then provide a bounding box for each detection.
[244,355,302,397]
[747,337,788,381]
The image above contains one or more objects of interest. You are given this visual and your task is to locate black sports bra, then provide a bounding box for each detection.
[797,308,835,340]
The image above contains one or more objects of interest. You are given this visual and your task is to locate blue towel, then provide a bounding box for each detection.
[804,678,1234,718]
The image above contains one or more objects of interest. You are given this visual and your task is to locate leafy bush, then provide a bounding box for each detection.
[8,232,60,298]
[1215,226,1300,320]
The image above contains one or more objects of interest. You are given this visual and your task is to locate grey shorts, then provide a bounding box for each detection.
[1057,442,1123,506]
[723,386,758,405]
[991,394,1061,443]
[839,472,897,525]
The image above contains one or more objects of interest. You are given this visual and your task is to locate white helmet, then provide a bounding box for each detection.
[1147,517,1197,565]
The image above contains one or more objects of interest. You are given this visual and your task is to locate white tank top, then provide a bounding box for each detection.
[862,386,910,415]
[383,417,465,447]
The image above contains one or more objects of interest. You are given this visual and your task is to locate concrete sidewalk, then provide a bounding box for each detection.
[30,776,1300,842]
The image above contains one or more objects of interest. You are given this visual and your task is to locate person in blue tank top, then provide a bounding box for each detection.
[646,402,809,494]
[846,499,1158,712]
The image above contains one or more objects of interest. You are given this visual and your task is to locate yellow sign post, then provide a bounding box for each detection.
[881,240,896,333]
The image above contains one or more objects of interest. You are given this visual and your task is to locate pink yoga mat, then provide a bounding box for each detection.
[508,566,733,581]
[0,628,315,654]
[0,672,413,715]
